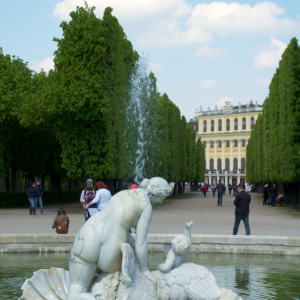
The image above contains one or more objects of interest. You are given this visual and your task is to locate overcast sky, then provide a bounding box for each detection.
[1,0,299,120]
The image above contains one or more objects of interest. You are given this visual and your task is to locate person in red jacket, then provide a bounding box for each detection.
[202,184,208,197]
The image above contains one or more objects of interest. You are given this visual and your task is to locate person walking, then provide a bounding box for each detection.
[27,182,39,215]
[211,184,216,198]
[232,183,238,196]
[232,184,251,235]
[228,184,232,195]
[202,184,208,197]
[216,180,225,207]
[36,180,45,214]
[263,184,269,205]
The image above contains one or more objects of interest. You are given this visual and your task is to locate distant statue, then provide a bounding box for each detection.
[67,177,173,300]
[159,221,193,273]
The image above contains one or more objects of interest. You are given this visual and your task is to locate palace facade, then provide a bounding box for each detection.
[194,100,262,187]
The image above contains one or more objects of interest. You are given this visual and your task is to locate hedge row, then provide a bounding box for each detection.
[0,190,81,208]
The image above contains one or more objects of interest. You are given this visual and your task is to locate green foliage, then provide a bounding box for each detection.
[0,190,81,208]
[0,4,205,190]
[0,49,32,175]
[247,37,300,184]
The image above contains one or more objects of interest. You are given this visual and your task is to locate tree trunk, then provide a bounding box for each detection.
[172,182,177,195]
[178,182,183,194]
[5,171,9,191]
[285,182,300,206]
[10,167,18,192]
[50,174,62,203]
[106,179,115,195]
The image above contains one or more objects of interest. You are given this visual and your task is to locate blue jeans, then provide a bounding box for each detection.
[233,213,250,235]
[37,197,44,214]
[267,194,276,206]
[212,190,215,197]
[218,193,223,206]
[28,198,34,208]
[203,191,206,197]
[31,198,38,213]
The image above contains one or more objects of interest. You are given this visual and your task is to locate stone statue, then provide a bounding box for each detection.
[67,177,173,300]
[20,177,243,300]
[159,220,193,273]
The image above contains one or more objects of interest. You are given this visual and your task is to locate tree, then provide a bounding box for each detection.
[0,49,32,190]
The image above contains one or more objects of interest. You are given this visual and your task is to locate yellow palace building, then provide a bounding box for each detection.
[194,100,262,187]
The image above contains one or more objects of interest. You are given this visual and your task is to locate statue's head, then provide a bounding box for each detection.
[140,177,173,205]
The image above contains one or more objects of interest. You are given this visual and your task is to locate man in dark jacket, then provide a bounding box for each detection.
[233,184,251,235]
[216,180,225,207]
[36,180,45,215]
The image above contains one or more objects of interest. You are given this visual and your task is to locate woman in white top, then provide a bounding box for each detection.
[85,181,112,216]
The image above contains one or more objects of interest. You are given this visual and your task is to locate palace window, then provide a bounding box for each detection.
[251,117,255,129]
[217,158,222,171]
[242,117,246,130]
[226,119,230,131]
[218,119,222,131]
[203,141,206,148]
[210,158,214,170]
[233,158,238,170]
[241,139,246,147]
[234,140,238,147]
[225,140,230,147]
[241,158,246,171]
[225,158,230,170]
[210,141,214,148]
[211,120,215,132]
[234,118,238,130]
[203,120,207,132]
[218,140,222,148]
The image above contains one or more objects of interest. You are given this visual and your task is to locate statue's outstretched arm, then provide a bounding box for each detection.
[135,203,153,279]
[158,249,176,273]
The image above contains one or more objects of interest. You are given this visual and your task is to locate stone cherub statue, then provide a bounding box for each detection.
[20,178,243,300]
[159,220,193,273]
[67,177,173,300]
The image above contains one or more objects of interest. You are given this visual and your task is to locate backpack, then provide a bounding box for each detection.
[57,216,68,234]
[84,190,97,208]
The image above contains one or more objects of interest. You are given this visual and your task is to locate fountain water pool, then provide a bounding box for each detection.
[0,252,299,300]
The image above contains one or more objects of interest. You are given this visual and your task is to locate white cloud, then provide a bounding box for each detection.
[188,2,296,35]
[256,77,271,86]
[147,62,162,73]
[195,46,225,58]
[253,38,286,68]
[213,96,233,108]
[53,0,191,21]
[29,57,54,73]
[198,79,216,90]
[52,1,298,49]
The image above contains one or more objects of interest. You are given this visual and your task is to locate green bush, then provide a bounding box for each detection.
[0,190,82,208]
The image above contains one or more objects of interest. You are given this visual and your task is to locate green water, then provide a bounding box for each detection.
[0,252,299,299]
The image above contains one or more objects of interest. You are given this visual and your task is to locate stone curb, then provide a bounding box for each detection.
[0,234,299,255]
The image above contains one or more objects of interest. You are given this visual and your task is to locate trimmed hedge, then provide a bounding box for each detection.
[0,190,82,208]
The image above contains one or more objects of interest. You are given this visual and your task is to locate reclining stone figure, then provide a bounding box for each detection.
[67,177,173,300]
